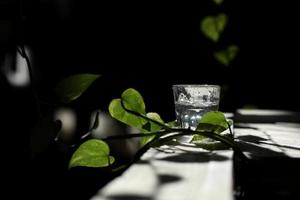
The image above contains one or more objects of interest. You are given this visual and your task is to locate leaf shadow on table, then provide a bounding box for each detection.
[235,135,294,158]
[158,174,182,185]
[151,140,231,163]
[105,175,182,200]
[105,173,182,200]
[237,134,300,152]
[105,160,182,200]
[135,160,183,184]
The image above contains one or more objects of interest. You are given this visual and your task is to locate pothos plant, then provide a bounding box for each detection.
[55,77,247,170]
[27,0,243,170]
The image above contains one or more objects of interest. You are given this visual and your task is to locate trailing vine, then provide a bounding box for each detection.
[68,88,247,170]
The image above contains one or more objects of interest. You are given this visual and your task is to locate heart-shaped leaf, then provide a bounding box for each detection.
[201,13,228,42]
[212,0,224,5]
[109,99,147,129]
[196,123,227,134]
[193,112,229,142]
[109,88,147,129]
[121,88,146,114]
[140,112,164,145]
[166,121,177,128]
[69,139,114,168]
[214,45,239,66]
[55,74,100,103]
[199,111,228,129]
[109,89,165,145]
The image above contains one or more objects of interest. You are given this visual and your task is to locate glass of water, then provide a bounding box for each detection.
[172,84,221,130]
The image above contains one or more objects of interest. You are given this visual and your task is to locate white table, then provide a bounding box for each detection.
[91,144,234,200]
[91,120,300,200]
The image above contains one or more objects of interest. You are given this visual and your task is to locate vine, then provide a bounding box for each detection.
[18,0,246,172]
[68,88,247,170]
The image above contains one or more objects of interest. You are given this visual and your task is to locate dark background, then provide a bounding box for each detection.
[2,0,300,117]
[1,0,300,199]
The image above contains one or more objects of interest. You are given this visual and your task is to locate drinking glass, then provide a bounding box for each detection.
[172,84,221,130]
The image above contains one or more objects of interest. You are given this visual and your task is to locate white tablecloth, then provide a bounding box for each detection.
[91,121,300,200]
[91,145,234,200]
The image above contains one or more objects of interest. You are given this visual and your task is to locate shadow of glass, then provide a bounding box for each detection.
[104,173,182,200]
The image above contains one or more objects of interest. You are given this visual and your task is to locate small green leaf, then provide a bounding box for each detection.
[212,0,224,5]
[199,111,228,129]
[109,99,147,129]
[201,13,228,42]
[141,112,164,145]
[196,123,227,134]
[214,45,239,66]
[145,113,164,131]
[166,121,177,128]
[227,45,239,59]
[109,88,164,145]
[121,88,146,114]
[191,134,206,142]
[55,74,100,103]
[193,112,231,142]
[191,139,229,150]
[214,51,229,66]
[69,139,114,168]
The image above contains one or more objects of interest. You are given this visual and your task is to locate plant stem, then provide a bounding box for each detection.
[118,100,248,161]
[121,101,172,131]
[156,130,247,161]
[102,130,168,141]
[100,127,247,161]
[227,121,234,138]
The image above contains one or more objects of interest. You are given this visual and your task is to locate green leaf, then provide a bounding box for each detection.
[109,99,147,129]
[166,121,177,128]
[200,13,228,42]
[214,45,239,66]
[121,88,146,114]
[109,88,151,129]
[193,112,231,142]
[140,112,164,145]
[191,139,229,150]
[227,45,239,59]
[196,123,227,134]
[191,134,206,142]
[145,112,164,131]
[69,139,115,168]
[109,88,164,145]
[199,111,228,129]
[212,0,224,5]
[55,74,100,103]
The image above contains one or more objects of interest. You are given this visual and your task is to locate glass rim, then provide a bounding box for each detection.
[172,84,220,89]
